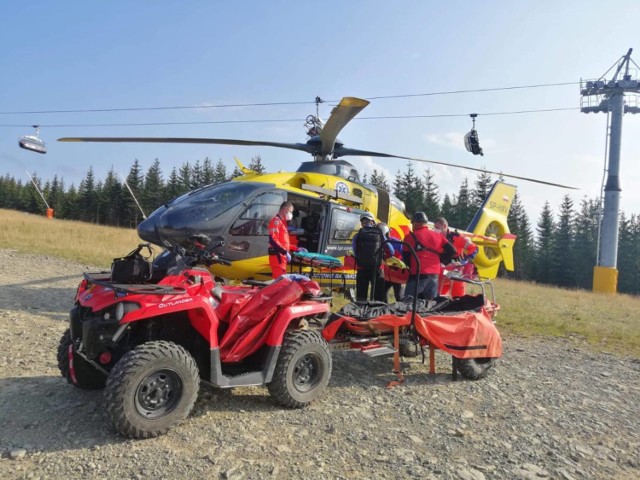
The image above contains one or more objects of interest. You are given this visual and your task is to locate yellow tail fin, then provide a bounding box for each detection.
[467,181,517,278]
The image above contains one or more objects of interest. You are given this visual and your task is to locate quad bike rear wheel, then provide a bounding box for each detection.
[104,341,199,439]
[268,330,332,408]
[57,329,106,390]
[455,357,496,380]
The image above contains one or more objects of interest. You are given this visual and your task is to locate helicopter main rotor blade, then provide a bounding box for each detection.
[58,137,314,153]
[335,146,579,190]
[319,97,370,156]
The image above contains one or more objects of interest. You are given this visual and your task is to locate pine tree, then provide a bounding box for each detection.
[394,162,423,215]
[100,168,123,226]
[550,195,575,286]
[452,178,475,229]
[440,194,455,224]
[78,167,98,223]
[573,197,600,289]
[23,172,43,214]
[472,170,494,211]
[421,169,440,220]
[178,162,192,191]
[165,167,183,201]
[230,166,243,179]
[618,213,640,295]
[142,159,164,215]
[191,159,203,188]
[248,155,266,174]
[369,169,390,191]
[533,202,555,284]
[213,160,227,184]
[63,184,80,220]
[202,157,215,185]
[0,174,18,208]
[48,175,65,216]
[507,193,534,280]
[393,169,404,198]
[123,160,145,227]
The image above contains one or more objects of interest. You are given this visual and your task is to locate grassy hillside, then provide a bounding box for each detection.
[0,209,140,266]
[2,208,639,358]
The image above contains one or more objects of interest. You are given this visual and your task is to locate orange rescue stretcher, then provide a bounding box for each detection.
[321,275,502,386]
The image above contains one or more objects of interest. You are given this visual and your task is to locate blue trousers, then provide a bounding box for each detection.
[405,274,439,300]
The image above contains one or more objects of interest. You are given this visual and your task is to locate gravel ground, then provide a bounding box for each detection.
[0,248,638,480]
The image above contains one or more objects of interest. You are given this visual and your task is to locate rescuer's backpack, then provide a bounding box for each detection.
[355,227,385,269]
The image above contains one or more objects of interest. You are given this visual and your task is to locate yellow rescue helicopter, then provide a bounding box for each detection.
[59,97,575,285]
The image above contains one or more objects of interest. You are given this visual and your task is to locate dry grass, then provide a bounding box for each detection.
[0,209,140,267]
[493,277,640,357]
[2,208,639,358]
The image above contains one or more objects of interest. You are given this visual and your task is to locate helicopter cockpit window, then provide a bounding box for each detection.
[230,191,285,236]
[328,209,362,244]
[176,182,256,222]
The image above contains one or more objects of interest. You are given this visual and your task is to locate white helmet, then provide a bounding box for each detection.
[360,212,375,224]
[377,222,390,236]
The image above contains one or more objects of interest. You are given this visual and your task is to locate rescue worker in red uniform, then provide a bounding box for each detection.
[403,212,456,300]
[268,201,294,279]
[435,217,478,297]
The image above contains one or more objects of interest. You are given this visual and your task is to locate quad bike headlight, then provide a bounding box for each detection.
[115,302,140,321]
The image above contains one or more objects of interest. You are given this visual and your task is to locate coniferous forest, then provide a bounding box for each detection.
[1,157,638,295]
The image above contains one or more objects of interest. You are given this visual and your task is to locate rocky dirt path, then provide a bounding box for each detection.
[0,249,638,479]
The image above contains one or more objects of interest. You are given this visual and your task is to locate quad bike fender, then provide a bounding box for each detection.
[264,301,331,347]
[119,297,221,347]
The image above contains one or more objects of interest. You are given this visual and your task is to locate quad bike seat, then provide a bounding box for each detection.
[211,285,254,302]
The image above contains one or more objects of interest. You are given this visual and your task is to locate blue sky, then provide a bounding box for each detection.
[2,1,640,223]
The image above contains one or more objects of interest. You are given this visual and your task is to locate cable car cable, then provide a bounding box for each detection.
[0,106,580,129]
[0,81,580,116]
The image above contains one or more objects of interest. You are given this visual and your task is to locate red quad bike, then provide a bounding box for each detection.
[57,236,333,439]
[322,243,503,384]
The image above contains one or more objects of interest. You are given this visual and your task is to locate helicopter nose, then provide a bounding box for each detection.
[137,215,163,246]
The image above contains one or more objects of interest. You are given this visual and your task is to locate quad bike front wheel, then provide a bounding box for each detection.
[268,330,332,408]
[455,357,496,380]
[104,341,199,439]
[57,329,106,390]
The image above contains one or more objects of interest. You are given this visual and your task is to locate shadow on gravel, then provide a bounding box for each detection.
[0,376,128,453]
[0,274,80,321]
[329,350,458,388]
[186,351,460,419]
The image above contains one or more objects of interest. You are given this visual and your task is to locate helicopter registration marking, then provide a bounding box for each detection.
[488,201,508,214]
[158,298,194,309]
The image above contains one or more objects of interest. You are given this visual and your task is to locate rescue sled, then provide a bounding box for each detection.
[322,274,502,382]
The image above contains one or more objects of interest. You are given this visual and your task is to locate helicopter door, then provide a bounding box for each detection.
[287,195,327,254]
[228,190,286,257]
[323,206,362,258]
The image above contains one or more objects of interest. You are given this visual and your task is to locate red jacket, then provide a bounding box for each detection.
[404,225,448,275]
[268,214,290,255]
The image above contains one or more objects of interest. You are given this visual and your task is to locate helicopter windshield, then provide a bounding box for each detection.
[175,182,256,222]
[152,182,262,245]
[229,191,286,236]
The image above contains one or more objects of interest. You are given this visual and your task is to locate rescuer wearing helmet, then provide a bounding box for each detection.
[268,201,294,279]
[351,212,393,302]
[403,212,456,300]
